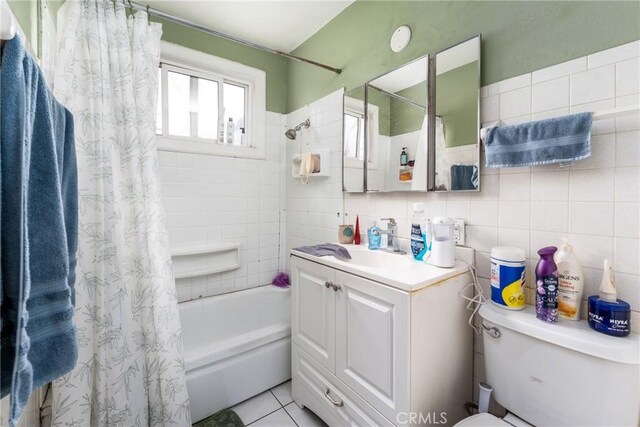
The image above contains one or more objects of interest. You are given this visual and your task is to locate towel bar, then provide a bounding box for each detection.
[480,105,639,143]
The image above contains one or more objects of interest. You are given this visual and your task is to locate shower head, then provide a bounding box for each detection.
[285,129,297,140]
[285,119,310,140]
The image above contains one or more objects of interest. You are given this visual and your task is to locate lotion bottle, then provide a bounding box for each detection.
[588,260,631,337]
[555,239,584,320]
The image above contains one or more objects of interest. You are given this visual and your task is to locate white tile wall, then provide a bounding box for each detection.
[342,40,640,408]
[284,90,345,269]
[158,112,285,302]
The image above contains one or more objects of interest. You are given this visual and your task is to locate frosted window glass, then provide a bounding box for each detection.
[224,83,246,146]
[344,113,364,160]
[198,78,219,140]
[167,70,190,137]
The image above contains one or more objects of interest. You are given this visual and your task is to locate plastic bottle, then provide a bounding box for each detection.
[588,260,631,337]
[226,117,234,144]
[400,147,408,166]
[410,203,428,261]
[555,239,584,320]
[535,246,559,323]
[217,110,225,143]
[367,222,381,250]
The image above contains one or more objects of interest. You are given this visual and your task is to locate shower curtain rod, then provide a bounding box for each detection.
[367,84,427,111]
[125,0,342,75]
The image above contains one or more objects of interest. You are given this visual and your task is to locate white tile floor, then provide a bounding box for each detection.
[230,380,327,427]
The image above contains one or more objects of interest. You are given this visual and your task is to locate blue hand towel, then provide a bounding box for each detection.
[484,112,592,168]
[1,36,78,426]
[450,165,478,190]
[293,244,352,259]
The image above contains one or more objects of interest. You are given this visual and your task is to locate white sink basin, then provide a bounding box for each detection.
[343,248,415,269]
[291,244,470,292]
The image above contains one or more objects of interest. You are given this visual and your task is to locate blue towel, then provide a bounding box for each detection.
[485,112,592,168]
[450,165,479,190]
[1,36,78,426]
[293,244,352,259]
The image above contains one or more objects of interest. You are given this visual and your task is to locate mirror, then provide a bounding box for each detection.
[432,35,481,192]
[343,86,366,192]
[364,55,429,192]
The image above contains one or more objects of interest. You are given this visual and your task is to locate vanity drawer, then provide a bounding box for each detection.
[292,344,394,427]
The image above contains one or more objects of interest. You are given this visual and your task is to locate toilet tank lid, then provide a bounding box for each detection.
[479,304,640,365]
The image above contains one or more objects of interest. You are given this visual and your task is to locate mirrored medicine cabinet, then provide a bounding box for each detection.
[342,34,481,193]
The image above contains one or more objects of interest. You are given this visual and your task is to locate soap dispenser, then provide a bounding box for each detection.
[588,260,631,337]
[367,222,381,250]
[400,147,408,166]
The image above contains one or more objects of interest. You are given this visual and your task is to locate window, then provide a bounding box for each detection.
[156,42,266,159]
[343,97,378,169]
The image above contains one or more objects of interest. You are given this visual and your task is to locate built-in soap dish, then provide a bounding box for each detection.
[291,148,331,178]
[171,242,241,279]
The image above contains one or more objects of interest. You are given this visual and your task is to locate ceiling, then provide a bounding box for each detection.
[145,0,354,53]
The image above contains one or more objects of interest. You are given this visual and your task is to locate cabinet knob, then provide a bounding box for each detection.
[325,281,333,289]
[324,388,344,407]
[332,283,341,292]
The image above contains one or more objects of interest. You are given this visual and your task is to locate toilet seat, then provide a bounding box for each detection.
[454,413,510,426]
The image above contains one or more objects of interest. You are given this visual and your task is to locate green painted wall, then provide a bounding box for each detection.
[389,81,426,136]
[8,0,34,42]
[152,16,288,113]
[436,62,478,147]
[287,1,640,113]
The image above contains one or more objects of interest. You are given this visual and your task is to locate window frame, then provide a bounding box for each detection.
[157,41,266,159]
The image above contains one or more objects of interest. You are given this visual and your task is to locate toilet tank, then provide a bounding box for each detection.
[479,304,640,427]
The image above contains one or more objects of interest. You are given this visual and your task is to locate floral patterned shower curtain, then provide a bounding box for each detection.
[51,1,190,425]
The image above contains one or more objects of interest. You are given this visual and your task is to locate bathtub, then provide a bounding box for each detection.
[179,285,291,423]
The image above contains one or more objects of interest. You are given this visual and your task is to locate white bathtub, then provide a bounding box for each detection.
[179,285,291,423]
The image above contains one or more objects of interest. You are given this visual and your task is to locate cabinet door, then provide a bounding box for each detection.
[291,256,336,372]
[334,271,410,422]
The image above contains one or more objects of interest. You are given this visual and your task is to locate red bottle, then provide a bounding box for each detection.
[354,215,361,245]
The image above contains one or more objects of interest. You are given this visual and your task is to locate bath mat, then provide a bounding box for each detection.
[193,409,245,427]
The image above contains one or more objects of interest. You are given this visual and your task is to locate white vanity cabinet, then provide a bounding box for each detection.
[291,253,473,427]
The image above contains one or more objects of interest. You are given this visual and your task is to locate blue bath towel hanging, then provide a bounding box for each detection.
[484,112,592,168]
[1,36,78,426]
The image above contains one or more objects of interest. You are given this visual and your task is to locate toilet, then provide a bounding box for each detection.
[456,303,640,426]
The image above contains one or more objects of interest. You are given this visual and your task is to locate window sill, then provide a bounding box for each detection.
[157,136,266,159]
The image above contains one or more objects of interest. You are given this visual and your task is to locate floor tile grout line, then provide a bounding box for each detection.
[245,406,284,426]
[283,404,301,427]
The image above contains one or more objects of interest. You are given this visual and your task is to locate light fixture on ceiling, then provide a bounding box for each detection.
[390,25,411,53]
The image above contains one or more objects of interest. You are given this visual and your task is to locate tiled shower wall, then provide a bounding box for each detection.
[284,90,345,269]
[342,40,640,404]
[158,112,285,302]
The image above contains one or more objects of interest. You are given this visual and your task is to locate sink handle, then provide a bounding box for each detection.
[324,388,344,407]
[324,281,333,289]
[332,283,341,292]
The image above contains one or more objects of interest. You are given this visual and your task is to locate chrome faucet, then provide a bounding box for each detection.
[379,218,406,254]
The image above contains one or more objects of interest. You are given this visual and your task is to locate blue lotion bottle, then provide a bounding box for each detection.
[588,260,631,337]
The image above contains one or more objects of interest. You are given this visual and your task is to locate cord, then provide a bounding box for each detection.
[458,260,486,334]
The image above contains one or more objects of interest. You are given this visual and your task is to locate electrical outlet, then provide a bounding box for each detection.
[453,218,466,246]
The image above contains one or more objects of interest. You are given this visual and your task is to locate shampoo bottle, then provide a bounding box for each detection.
[536,246,559,323]
[226,117,234,144]
[555,239,584,320]
[588,260,631,337]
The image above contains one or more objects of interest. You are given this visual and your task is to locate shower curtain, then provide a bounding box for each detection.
[51,1,190,425]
